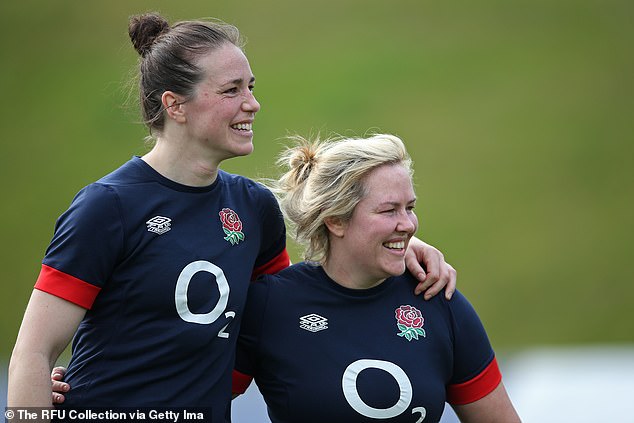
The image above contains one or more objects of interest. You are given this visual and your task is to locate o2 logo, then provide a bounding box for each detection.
[174,260,235,337]
[342,359,427,422]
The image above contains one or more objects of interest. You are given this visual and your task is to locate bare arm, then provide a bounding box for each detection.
[8,290,86,407]
[405,236,457,300]
[451,382,521,423]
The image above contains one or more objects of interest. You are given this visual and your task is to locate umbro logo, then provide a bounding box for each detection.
[146,216,172,235]
[299,313,328,333]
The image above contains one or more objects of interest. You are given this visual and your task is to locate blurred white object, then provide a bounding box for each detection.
[504,345,634,423]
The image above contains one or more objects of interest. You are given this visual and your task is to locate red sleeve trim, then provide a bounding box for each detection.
[446,357,502,405]
[232,369,254,394]
[251,248,290,280]
[34,264,101,310]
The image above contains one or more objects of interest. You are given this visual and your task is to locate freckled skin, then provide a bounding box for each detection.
[182,43,260,162]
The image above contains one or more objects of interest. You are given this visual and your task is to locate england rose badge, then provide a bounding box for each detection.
[395,305,426,341]
[219,208,245,245]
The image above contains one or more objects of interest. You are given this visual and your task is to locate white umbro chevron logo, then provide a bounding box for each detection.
[300,313,328,332]
[146,216,172,235]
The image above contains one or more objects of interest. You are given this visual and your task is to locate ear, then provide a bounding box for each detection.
[161,91,187,123]
[324,216,347,238]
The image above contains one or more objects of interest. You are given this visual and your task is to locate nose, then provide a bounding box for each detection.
[242,91,260,113]
[396,210,418,234]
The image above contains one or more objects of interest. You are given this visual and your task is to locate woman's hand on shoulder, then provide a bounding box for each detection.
[405,237,457,300]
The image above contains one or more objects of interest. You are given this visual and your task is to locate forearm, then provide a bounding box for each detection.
[8,350,55,407]
[8,290,86,407]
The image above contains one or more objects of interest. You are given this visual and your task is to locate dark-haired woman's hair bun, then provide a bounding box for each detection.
[129,12,170,57]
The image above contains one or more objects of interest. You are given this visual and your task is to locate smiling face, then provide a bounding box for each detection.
[182,43,260,161]
[326,163,418,288]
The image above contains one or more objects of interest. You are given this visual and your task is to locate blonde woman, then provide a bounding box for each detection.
[233,134,520,422]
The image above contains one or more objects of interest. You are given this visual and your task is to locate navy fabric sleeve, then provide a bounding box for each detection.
[253,184,286,267]
[39,183,124,294]
[445,290,496,385]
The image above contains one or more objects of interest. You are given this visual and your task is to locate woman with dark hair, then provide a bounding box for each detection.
[8,13,455,418]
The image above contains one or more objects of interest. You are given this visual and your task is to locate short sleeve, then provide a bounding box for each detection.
[445,290,502,404]
[35,183,124,309]
[251,185,289,279]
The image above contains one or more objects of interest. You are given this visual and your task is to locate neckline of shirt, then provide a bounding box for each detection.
[313,264,396,298]
[131,156,222,193]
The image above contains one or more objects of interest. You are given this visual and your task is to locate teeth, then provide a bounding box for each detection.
[384,241,405,250]
[231,123,252,131]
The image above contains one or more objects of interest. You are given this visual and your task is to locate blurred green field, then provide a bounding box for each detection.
[1,0,632,358]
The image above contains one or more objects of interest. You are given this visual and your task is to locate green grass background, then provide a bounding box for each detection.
[1,0,632,358]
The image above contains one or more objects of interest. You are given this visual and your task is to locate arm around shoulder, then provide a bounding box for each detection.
[8,290,86,407]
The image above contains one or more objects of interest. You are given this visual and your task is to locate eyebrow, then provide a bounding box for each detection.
[222,76,256,86]
[378,198,417,207]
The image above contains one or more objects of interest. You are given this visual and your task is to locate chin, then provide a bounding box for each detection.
[229,143,254,158]
[383,263,407,277]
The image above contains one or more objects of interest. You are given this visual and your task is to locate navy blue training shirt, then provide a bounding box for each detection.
[35,157,289,420]
[234,263,501,423]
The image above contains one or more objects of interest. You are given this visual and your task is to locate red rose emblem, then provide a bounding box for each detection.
[395,305,424,328]
[219,208,245,246]
[219,208,242,232]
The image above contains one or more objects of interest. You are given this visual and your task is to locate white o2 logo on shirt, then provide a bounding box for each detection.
[174,260,234,337]
[342,359,426,422]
